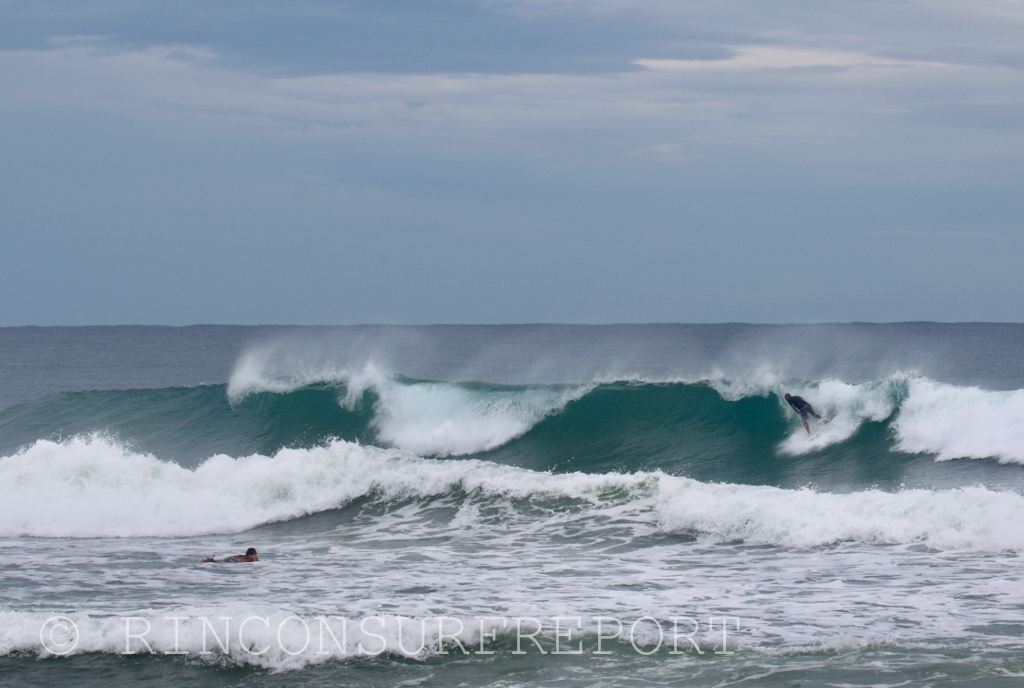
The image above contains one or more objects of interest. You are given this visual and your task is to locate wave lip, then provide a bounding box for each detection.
[226,344,368,402]
[9,369,1024,475]
[228,342,1024,463]
[229,352,591,457]
[367,379,590,457]
[714,373,1024,463]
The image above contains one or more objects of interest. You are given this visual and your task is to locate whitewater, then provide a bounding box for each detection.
[5,434,1024,548]
[2,324,1024,687]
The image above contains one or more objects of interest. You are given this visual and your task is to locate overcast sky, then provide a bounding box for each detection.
[1,0,1022,324]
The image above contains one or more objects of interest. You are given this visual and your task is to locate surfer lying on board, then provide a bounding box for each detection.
[201,548,258,563]
[785,394,821,435]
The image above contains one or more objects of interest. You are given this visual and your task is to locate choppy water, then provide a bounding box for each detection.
[3,324,1024,687]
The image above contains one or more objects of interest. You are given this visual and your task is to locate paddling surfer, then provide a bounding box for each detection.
[784,394,821,435]
[201,548,258,563]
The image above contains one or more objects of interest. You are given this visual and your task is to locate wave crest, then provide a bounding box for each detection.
[229,352,590,457]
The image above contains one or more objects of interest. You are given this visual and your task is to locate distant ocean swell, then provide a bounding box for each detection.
[3,435,1024,549]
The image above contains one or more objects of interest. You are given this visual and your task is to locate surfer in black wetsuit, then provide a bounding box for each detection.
[201,548,258,563]
[784,394,821,435]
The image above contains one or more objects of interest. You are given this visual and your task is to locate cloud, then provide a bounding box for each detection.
[635,46,942,72]
[2,3,1024,324]
[2,36,1021,186]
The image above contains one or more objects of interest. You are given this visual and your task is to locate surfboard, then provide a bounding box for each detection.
[807,418,832,437]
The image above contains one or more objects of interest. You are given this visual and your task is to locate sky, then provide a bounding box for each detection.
[1,0,1023,325]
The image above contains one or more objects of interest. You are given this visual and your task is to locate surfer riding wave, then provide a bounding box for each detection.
[785,393,823,435]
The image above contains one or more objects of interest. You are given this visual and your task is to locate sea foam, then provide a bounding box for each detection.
[0,609,486,669]
[230,353,589,457]
[364,378,589,456]
[0,434,636,538]
[4,435,1024,550]
[893,378,1024,462]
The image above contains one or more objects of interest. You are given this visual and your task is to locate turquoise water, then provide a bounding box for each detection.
[3,324,1024,687]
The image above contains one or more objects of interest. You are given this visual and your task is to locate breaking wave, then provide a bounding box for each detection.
[5,366,1024,469]
[3,435,1024,550]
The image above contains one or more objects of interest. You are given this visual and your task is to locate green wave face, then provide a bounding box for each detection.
[0,378,913,489]
[478,382,908,487]
[0,384,376,467]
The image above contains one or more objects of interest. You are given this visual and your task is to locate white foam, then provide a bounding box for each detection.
[654,478,1024,550]
[0,435,386,538]
[230,349,589,457]
[708,375,904,454]
[0,609,796,669]
[775,377,902,454]
[4,435,1024,550]
[711,373,1024,462]
[0,435,641,538]
[367,379,589,457]
[0,609,491,669]
[893,378,1024,463]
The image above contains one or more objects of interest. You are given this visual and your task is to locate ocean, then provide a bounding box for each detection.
[2,323,1024,687]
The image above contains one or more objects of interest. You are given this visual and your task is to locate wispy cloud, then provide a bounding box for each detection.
[2,1,1024,324]
[2,37,1021,184]
[635,46,945,72]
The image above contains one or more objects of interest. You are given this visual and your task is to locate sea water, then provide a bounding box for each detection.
[2,324,1024,687]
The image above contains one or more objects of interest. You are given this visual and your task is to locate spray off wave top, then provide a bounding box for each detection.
[5,362,1024,468]
[226,350,1024,463]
